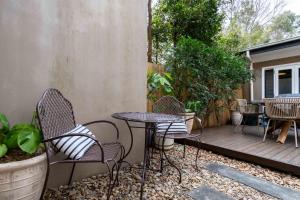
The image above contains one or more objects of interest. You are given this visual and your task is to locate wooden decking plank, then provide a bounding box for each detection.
[283,148,300,164]
[187,125,300,176]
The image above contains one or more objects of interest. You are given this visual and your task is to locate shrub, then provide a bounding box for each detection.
[167,37,252,120]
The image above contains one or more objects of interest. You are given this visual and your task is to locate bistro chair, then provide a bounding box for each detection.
[36,88,125,199]
[152,96,202,182]
[263,98,300,147]
[235,99,265,134]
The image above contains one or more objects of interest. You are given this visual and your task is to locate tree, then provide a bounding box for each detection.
[267,11,300,41]
[167,37,252,118]
[220,0,286,50]
[152,0,223,64]
[147,0,153,62]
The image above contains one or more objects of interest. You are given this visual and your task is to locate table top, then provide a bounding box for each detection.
[111,112,183,123]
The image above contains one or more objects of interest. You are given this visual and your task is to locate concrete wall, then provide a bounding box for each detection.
[0,0,147,187]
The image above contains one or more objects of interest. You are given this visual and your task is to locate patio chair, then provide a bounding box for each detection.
[152,96,202,180]
[263,98,300,147]
[235,99,265,134]
[36,88,125,199]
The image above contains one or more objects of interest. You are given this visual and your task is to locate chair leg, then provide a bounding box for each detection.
[105,162,113,200]
[294,121,298,148]
[183,142,186,158]
[241,115,247,134]
[263,119,271,142]
[257,115,260,136]
[68,163,76,185]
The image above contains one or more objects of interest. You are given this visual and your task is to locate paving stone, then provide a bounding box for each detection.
[207,163,300,200]
[189,185,233,200]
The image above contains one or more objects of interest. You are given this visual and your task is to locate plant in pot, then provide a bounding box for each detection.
[147,71,176,150]
[0,112,46,200]
[182,100,204,133]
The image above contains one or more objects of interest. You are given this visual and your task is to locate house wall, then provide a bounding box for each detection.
[0,0,147,187]
[252,55,300,100]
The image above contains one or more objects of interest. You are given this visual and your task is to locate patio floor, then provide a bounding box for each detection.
[185,125,300,176]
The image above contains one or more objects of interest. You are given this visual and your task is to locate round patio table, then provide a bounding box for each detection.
[111,112,183,200]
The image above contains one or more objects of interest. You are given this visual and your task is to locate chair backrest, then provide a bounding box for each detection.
[36,88,76,141]
[236,99,258,114]
[153,96,185,115]
[264,98,300,119]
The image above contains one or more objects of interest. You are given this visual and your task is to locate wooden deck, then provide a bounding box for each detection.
[186,125,300,176]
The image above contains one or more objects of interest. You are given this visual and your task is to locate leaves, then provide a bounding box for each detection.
[4,130,19,149]
[0,144,7,158]
[152,0,223,63]
[0,112,42,158]
[17,127,41,154]
[168,37,252,118]
[147,72,174,102]
[0,113,10,134]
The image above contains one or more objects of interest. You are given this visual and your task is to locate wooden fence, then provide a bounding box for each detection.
[147,62,245,127]
[147,62,165,112]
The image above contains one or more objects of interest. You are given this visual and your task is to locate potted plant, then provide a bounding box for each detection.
[181,100,203,133]
[0,112,46,200]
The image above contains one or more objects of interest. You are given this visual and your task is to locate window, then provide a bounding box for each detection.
[264,69,274,98]
[262,63,300,98]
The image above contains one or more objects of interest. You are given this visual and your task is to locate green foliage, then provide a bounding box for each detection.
[268,11,300,41]
[0,113,10,135]
[0,113,42,158]
[167,37,252,118]
[220,0,300,50]
[17,127,41,154]
[147,72,174,102]
[0,144,8,158]
[152,0,223,63]
[185,101,205,115]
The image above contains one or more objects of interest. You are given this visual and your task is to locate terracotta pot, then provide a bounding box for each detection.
[179,112,195,134]
[0,153,47,200]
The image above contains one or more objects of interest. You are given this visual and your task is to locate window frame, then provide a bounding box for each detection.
[261,62,300,98]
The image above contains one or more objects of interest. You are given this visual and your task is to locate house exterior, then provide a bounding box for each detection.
[245,36,300,101]
[0,1,147,187]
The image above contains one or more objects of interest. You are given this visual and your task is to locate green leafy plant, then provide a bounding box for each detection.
[0,113,42,158]
[147,72,174,102]
[185,101,206,116]
[167,37,253,121]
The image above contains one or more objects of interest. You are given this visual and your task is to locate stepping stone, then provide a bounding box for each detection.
[207,163,300,200]
[189,186,233,200]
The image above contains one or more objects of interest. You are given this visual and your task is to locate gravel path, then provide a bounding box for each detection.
[44,145,300,200]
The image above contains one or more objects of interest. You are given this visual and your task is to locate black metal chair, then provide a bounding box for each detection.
[36,88,125,199]
[152,96,202,181]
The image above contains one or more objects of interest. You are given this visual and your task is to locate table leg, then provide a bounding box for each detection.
[140,123,151,199]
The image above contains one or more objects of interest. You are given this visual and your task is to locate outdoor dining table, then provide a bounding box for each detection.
[111,112,183,199]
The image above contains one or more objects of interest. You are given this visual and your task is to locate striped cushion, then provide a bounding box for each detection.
[52,124,96,160]
[156,121,187,134]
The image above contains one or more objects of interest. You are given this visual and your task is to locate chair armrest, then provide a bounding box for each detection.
[43,133,104,162]
[83,120,120,140]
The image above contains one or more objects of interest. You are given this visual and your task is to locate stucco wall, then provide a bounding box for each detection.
[0,0,147,187]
